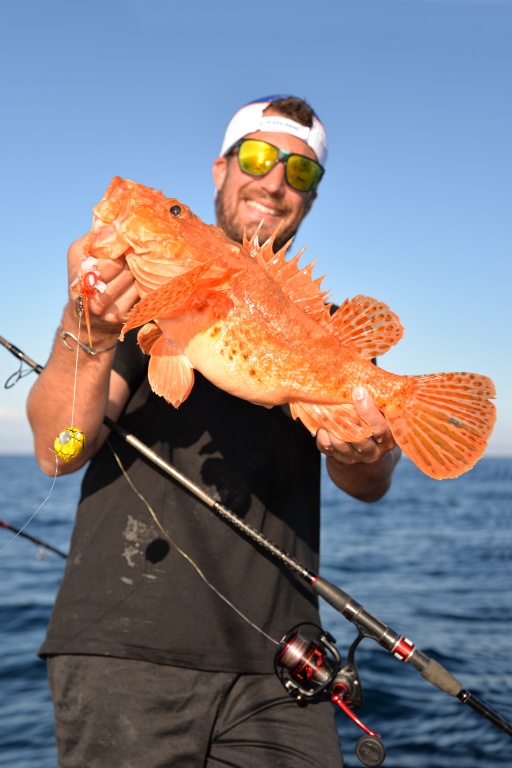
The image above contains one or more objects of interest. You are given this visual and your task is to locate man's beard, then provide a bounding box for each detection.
[215,186,307,253]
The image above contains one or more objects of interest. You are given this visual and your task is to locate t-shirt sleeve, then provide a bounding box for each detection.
[112,328,148,396]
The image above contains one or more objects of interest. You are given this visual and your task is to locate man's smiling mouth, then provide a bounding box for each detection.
[246,199,283,217]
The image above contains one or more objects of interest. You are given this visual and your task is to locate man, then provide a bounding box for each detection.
[27,95,400,767]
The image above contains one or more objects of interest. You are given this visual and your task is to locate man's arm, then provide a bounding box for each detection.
[26,236,139,475]
[316,386,401,503]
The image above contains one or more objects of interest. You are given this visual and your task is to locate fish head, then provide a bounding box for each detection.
[84,176,243,294]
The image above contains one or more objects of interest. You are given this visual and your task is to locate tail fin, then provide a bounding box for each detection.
[384,372,496,479]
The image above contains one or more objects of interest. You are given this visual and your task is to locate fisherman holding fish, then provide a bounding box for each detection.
[28,95,405,767]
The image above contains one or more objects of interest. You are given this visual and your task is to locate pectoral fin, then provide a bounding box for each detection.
[121,259,243,339]
[120,262,216,337]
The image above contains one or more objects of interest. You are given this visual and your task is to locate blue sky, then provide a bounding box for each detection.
[1,0,510,456]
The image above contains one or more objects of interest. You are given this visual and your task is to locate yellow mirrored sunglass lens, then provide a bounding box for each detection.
[286,156,320,191]
[238,140,278,175]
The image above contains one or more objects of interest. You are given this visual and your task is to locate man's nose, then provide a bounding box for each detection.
[259,160,287,194]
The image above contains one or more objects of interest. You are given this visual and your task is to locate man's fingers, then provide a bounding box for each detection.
[316,388,397,465]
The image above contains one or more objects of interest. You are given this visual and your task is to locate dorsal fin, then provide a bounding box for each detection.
[327,295,404,359]
[244,228,403,355]
[244,228,332,322]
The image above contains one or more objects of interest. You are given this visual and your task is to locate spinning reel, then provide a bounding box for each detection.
[275,623,387,767]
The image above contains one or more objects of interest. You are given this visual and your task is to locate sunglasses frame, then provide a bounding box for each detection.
[228,138,324,193]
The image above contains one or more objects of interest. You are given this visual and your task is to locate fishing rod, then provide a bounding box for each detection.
[2,334,511,766]
[94,417,512,750]
[0,519,67,559]
[0,335,43,385]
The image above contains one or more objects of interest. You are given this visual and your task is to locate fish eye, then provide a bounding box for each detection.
[169,205,182,216]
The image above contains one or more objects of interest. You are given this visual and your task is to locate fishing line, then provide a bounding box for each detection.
[0,304,85,556]
[0,454,59,556]
[70,304,83,428]
[107,439,279,647]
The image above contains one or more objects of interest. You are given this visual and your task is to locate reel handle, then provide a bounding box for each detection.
[331,683,381,738]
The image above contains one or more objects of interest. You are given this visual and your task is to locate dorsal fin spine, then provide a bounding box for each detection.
[247,225,332,323]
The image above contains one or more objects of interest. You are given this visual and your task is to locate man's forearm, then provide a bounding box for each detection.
[26,302,119,475]
[326,445,402,503]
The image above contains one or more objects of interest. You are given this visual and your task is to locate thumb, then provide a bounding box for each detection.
[353,387,389,443]
[353,386,385,424]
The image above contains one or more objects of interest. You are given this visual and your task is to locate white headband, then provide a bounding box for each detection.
[220,100,328,167]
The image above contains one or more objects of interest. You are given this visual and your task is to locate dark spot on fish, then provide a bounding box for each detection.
[169,205,182,216]
[250,369,256,376]
[448,417,464,428]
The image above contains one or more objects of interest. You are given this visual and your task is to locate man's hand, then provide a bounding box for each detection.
[316,387,396,464]
[316,387,401,502]
[67,235,140,334]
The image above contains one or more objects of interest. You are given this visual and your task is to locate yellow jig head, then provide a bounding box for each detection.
[54,428,86,462]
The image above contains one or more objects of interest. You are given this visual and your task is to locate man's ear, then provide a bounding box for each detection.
[212,156,228,192]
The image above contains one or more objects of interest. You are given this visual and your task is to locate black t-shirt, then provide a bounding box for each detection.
[40,331,323,673]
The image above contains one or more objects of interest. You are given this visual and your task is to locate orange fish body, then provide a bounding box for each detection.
[83,177,496,480]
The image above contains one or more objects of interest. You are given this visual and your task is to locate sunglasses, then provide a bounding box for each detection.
[229,138,324,193]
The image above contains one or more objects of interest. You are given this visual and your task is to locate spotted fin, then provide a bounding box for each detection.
[289,401,373,443]
[327,296,404,359]
[384,372,497,479]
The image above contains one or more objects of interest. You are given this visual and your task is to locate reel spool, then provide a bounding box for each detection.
[275,623,341,701]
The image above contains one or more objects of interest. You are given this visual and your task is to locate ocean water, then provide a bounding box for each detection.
[0,454,510,767]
